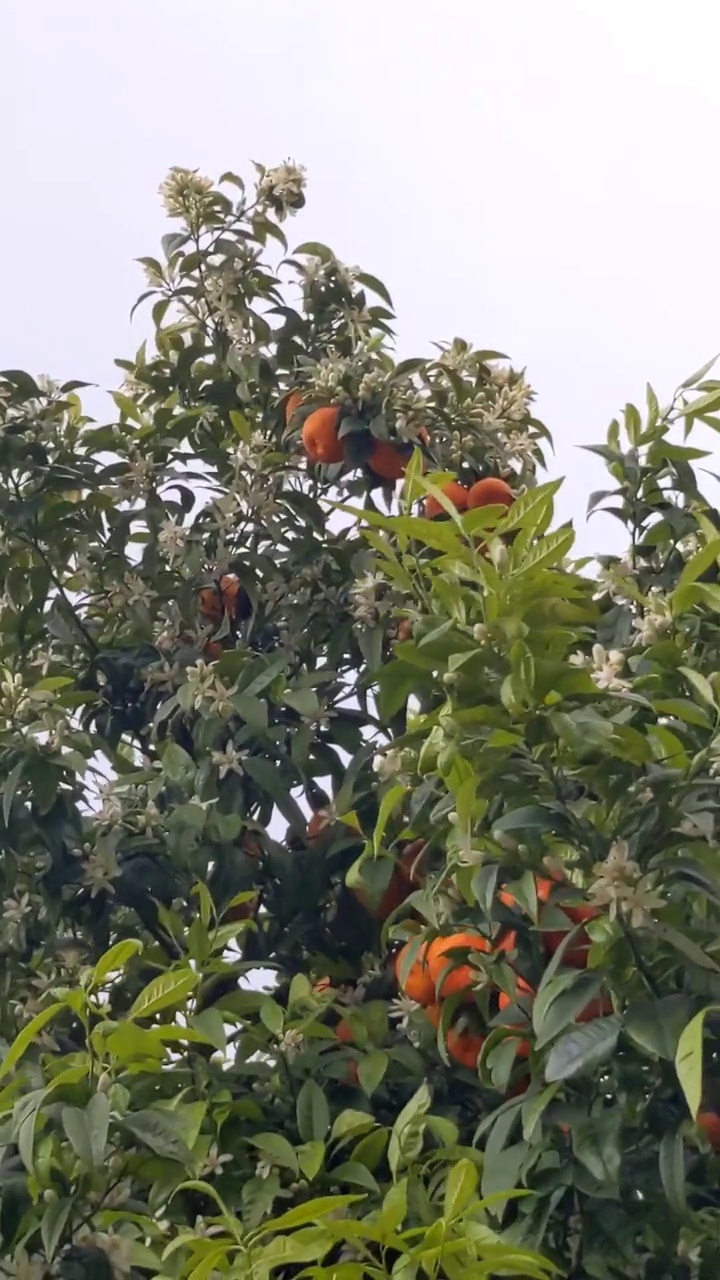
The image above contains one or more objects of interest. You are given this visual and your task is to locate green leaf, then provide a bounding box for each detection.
[571,1111,621,1184]
[41,1197,73,1262]
[443,1157,478,1220]
[675,1008,717,1119]
[544,1015,622,1082]
[357,1050,388,1098]
[247,1132,299,1172]
[258,1195,364,1234]
[624,996,693,1060]
[62,1093,109,1168]
[122,1109,194,1164]
[372,783,407,854]
[0,1002,66,1080]
[296,1080,330,1143]
[679,666,717,710]
[2,759,25,826]
[128,969,198,1020]
[90,938,143,988]
[659,1131,687,1215]
[534,972,604,1050]
[296,1140,325,1181]
[330,1161,379,1193]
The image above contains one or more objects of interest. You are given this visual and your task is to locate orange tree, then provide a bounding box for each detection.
[0,160,718,1280]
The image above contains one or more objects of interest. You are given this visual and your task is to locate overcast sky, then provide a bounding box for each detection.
[3,1,720,552]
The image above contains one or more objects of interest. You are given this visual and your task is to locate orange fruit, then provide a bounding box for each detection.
[221,895,258,924]
[302,407,344,464]
[497,977,533,1058]
[426,930,516,1000]
[499,876,556,911]
[395,940,435,1005]
[447,1025,485,1070]
[336,1019,355,1044]
[394,618,413,643]
[698,1111,720,1151]
[425,1003,443,1029]
[576,995,613,1023]
[345,1061,360,1086]
[467,477,515,510]
[543,902,600,969]
[198,573,247,625]
[368,440,408,482]
[307,810,334,843]
[424,482,470,519]
[285,389,304,425]
[202,639,224,661]
[313,977,333,994]
[353,844,425,921]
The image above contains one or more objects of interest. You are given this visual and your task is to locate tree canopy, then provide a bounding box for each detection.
[2,159,720,1280]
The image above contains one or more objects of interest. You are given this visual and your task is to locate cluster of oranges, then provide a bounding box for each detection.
[423,475,515,520]
[197,572,250,660]
[286,392,426,483]
[288,390,518,531]
[394,873,612,1080]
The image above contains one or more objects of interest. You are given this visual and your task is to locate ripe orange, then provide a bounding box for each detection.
[467,477,515,511]
[199,573,247,625]
[336,1019,355,1044]
[313,977,333,995]
[353,843,425,921]
[426,930,516,1000]
[425,1003,443,1029]
[222,895,258,924]
[447,1025,485,1070]
[497,977,534,1058]
[285,389,304,426]
[345,1060,360,1086]
[202,639,224,661]
[307,810,334,843]
[698,1111,720,1151]
[395,940,435,1005]
[543,902,600,968]
[424,482,470,519]
[368,440,408,482]
[499,876,556,911]
[394,618,413,643]
[302,407,344,464]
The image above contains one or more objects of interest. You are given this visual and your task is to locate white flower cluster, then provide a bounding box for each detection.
[632,589,672,647]
[594,556,638,605]
[348,572,392,627]
[256,159,307,219]
[159,166,213,219]
[158,516,187,564]
[185,660,234,716]
[589,838,663,928]
[569,643,630,692]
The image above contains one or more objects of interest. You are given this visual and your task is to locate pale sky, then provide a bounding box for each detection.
[3,1,720,552]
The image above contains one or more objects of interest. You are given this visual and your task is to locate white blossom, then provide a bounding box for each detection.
[372,749,404,781]
[159,166,213,218]
[158,517,187,564]
[256,159,307,219]
[211,742,248,780]
[82,847,122,897]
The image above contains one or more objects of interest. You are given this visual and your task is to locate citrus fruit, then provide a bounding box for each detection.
[424,482,470,519]
[467,477,515,510]
[394,940,435,1005]
[426,930,516,1000]
[368,440,408,481]
[302,406,344,464]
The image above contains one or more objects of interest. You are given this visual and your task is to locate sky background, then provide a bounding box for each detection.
[2,0,720,552]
